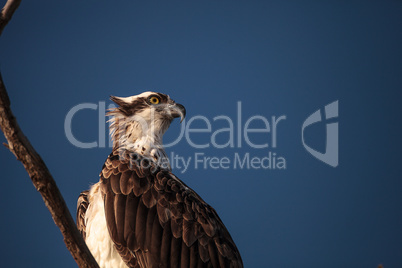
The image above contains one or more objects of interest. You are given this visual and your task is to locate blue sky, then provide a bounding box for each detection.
[1,1,401,267]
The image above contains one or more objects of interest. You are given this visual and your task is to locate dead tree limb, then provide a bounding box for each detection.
[0,0,21,35]
[0,1,99,267]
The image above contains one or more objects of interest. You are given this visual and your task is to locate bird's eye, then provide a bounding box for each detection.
[149,96,160,105]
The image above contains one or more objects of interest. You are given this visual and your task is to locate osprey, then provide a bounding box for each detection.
[77,92,243,268]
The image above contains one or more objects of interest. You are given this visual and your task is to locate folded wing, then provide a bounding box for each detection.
[100,151,243,268]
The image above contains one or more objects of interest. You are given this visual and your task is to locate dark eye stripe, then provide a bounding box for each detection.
[113,93,171,117]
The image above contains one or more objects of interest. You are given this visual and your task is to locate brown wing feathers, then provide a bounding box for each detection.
[76,190,89,240]
[100,150,243,268]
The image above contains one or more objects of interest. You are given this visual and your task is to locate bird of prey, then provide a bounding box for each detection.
[77,92,243,268]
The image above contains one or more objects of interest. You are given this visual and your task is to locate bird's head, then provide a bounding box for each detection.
[107,91,186,156]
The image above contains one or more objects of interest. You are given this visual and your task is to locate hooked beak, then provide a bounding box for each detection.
[170,103,186,123]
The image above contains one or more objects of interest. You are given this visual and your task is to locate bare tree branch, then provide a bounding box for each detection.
[0,0,21,35]
[0,1,99,267]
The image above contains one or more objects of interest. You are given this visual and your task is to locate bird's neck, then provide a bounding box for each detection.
[110,117,171,169]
